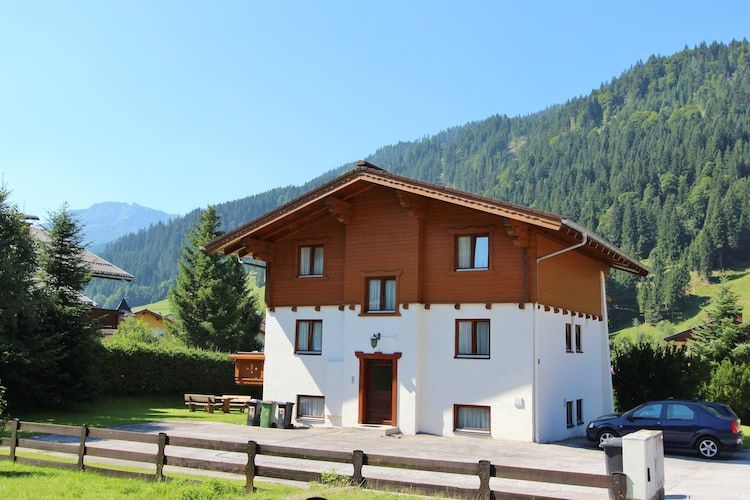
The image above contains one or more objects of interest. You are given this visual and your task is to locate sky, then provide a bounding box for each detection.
[1,1,749,217]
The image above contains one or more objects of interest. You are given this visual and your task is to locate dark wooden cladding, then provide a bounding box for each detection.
[19,421,81,437]
[263,184,611,310]
[165,455,244,474]
[364,453,478,475]
[16,438,78,455]
[257,443,352,463]
[88,427,160,444]
[85,446,157,464]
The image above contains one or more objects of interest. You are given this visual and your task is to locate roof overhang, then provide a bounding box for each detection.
[207,162,648,276]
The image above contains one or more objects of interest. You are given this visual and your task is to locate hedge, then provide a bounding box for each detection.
[97,343,256,397]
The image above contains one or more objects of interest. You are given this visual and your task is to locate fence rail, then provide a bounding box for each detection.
[1,419,626,499]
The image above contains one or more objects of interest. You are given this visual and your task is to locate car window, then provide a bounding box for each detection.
[666,404,695,421]
[632,403,662,419]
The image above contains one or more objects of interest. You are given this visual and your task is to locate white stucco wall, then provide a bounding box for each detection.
[533,305,612,442]
[263,299,613,443]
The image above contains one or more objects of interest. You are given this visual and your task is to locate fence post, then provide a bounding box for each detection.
[245,440,257,492]
[9,419,19,462]
[611,472,627,500]
[478,460,491,500]
[352,450,364,486]
[156,432,167,481]
[77,425,88,470]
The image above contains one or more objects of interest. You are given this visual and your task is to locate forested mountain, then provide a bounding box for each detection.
[72,202,177,250]
[88,41,750,331]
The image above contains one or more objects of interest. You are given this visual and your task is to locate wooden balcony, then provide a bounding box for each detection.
[228,352,264,386]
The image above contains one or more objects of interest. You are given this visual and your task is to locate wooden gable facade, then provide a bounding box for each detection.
[208,162,647,317]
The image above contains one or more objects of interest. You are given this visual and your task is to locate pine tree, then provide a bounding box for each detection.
[0,188,49,409]
[690,279,749,364]
[169,206,262,352]
[38,204,98,404]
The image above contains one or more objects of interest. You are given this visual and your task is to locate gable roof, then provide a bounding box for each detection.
[29,225,134,281]
[207,161,648,276]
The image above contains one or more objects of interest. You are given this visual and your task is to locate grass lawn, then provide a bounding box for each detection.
[614,260,750,341]
[13,397,249,429]
[0,461,423,500]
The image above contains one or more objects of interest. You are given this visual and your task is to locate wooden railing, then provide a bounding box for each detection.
[1,419,626,499]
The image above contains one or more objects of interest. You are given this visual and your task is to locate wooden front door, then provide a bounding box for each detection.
[364,359,393,424]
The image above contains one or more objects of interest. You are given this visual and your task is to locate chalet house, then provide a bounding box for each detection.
[207,162,647,442]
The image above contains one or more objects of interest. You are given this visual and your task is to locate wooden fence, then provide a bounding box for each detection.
[1,419,626,500]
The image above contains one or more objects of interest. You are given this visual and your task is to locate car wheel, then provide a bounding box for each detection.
[696,437,720,459]
[597,430,618,446]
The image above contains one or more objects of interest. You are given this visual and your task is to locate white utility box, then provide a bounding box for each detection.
[622,430,665,500]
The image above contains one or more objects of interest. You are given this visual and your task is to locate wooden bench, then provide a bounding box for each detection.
[221,395,253,413]
[184,394,223,413]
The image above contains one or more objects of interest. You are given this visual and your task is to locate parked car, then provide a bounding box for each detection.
[586,400,743,458]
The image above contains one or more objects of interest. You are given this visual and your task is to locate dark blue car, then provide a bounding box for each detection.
[586,400,743,458]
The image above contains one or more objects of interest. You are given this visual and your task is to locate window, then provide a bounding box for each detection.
[456,234,489,270]
[566,401,574,428]
[565,324,573,352]
[576,399,584,425]
[666,404,695,421]
[632,403,663,419]
[366,277,397,313]
[295,320,322,354]
[455,320,490,358]
[575,325,582,353]
[454,405,490,432]
[297,395,324,420]
[299,245,324,276]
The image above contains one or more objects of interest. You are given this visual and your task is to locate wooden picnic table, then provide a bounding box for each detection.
[221,395,252,413]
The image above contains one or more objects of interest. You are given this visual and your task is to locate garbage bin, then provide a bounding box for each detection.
[600,436,624,474]
[259,401,277,428]
[246,399,262,426]
[276,401,295,429]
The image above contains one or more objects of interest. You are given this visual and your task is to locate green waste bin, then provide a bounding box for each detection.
[260,401,276,428]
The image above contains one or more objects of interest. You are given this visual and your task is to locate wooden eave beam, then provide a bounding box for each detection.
[325,197,352,224]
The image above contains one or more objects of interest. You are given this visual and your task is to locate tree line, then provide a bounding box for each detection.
[88,41,750,331]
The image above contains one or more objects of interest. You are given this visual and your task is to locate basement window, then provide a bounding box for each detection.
[297,395,324,420]
[566,401,574,428]
[454,405,491,433]
[576,399,584,425]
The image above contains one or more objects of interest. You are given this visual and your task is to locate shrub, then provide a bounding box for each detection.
[97,343,252,397]
[611,336,709,411]
[110,317,161,345]
[701,360,750,421]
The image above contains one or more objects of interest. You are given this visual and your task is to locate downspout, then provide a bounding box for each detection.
[532,230,588,443]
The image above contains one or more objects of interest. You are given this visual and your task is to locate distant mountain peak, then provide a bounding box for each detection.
[71,202,178,248]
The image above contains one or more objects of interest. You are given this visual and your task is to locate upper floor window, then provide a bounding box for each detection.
[456,319,490,358]
[366,277,397,313]
[299,245,324,277]
[295,320,322,354]
[575,325,582,353]
[456,234,489,270]
[565,324,573,353]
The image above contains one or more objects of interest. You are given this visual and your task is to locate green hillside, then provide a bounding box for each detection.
[86,41,750,334]
[615,259,750,340]
[132,298,171,316]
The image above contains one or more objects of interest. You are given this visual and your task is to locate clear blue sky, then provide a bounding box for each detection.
[1,1,748,217]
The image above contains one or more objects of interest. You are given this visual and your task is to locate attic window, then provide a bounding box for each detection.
[299,245,324,277]
[456,235,489,270]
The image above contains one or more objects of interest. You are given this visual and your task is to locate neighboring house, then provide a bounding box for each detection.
[133,308,168,335]
[27,219,134,334]
[206,162,647,443]
[663,314,743,347]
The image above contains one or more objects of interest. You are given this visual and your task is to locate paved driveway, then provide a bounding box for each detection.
[34,421,749,499]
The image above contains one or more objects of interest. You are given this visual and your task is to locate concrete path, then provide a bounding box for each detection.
[31,421,750,499]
